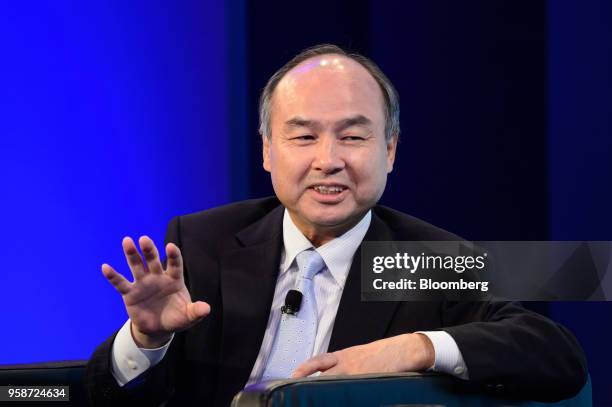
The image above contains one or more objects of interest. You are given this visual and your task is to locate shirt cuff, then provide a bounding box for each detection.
[110,319,174,386]
[417,331,469,380]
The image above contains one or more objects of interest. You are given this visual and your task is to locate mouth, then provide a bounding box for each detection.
[310,184,348,195]
[308,184,349,203]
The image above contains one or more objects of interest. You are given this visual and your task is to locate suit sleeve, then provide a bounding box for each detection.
[84,217,184,406]
[441,301,588,402]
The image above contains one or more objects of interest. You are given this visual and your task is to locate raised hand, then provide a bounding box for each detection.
[101,236,210,348]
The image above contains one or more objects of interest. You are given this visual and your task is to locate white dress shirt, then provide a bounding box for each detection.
[111,209,469,386]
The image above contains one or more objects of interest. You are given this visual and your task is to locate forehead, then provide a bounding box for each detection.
[271,54,385,126]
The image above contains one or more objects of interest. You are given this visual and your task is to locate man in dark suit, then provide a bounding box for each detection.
[86,44,587,406]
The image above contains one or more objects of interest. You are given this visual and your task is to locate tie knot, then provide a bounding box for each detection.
[295,249,325,280]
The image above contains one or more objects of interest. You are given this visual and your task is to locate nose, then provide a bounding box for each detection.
[312,136,345,174]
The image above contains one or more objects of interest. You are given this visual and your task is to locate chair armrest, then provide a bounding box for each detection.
[232,372,592,407]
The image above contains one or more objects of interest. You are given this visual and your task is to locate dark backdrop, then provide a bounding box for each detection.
[241,1,612,404]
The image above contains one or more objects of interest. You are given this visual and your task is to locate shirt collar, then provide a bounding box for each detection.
[281,209,372,286]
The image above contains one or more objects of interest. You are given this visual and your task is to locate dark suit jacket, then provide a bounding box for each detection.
[86,197,588,406]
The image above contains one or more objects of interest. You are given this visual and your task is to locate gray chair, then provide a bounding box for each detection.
[232,372,592,407]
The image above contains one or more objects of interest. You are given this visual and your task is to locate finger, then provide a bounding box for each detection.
[122,236,146,280]
[319,365,343,376]
[165,243,183,280]
[139,235,163,274]
[101,263,131,295]
[186,301,211,323]
[292,353,338,378]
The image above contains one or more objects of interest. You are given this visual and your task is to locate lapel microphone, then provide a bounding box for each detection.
[281,289,302,315]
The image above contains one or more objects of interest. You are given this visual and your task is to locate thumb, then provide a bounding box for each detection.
[187,301,211,322]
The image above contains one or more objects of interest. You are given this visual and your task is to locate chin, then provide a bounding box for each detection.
[306,207,361,228]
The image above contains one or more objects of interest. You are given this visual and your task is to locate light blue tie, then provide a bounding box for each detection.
[261,249,325,381]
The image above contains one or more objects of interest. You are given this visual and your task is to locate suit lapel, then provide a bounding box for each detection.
[328,211,401,351]
[217,205,284,389]
[216,205,401,388]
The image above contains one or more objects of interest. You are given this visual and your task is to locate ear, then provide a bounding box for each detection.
[262,134,271,172]
[386,135,398,173]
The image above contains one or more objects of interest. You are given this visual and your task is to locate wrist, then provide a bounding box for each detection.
[130,323,173,349]
[397,333,435,372]
[413,333,435,370]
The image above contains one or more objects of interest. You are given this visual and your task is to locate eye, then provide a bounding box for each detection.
[342,135,365,141]
[291,134,316,142]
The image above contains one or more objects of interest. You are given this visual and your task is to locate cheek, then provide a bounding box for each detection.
[281,151,312,177]
[353,149,387,177]
[269,152,308,191]
[350,150,389,194]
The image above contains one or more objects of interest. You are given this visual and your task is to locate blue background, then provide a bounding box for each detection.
[0,1,231,363]
[1,0,610,404]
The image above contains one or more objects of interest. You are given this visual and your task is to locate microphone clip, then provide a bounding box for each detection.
[281,289,303,315]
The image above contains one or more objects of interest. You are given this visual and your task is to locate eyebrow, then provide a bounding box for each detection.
[334,115,372,132]
[284,115,372,133]
[284,117,321,131]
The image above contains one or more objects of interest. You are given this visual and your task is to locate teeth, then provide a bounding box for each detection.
[313,185,345,194]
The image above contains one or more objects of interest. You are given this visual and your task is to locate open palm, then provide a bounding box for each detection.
[102,236,210,347]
